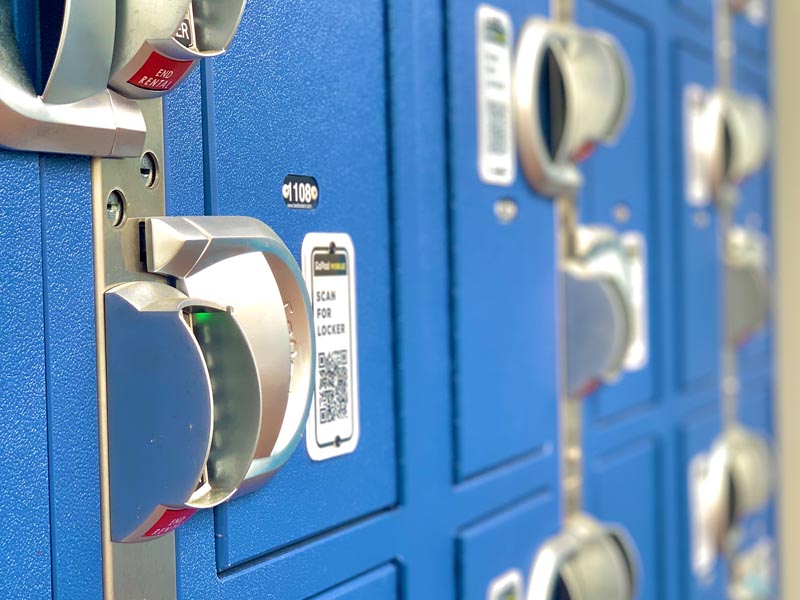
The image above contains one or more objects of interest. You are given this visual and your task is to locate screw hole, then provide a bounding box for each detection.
[106,190,126,228]
[140,152,159,189]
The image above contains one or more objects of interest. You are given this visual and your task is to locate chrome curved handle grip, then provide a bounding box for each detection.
[514,19,632,197]
[145,216,315,490]
[685,88,769,203]
[0,0,146,157]
[528,515,638,600]
[514,19,582,197]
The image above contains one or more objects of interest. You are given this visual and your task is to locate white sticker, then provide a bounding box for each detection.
[621,232,650,372]
[302,233,360,461]
[477,5,516,186]
[684,84,713,208]
[487,569,523,600]
[689,453,719,583]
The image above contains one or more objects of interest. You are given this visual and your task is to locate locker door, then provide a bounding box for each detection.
[578,0,660,419]
[673,44,720,392]
[679,409,727,600]
[447,0,559,483]
[164,2,401,596]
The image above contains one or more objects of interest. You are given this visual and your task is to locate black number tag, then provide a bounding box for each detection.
[282,175,320,210]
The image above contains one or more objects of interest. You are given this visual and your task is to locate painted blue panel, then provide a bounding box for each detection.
[189,0,397,568]
[39,156,102,599]
[586,438,665,600]
[679,411,727,600]
[164,67,206,219]
[311,563,398,599]
[580,0,660,419]
[671,0,712,26]
[0,151,52,599]
[734,11,768,61]
[448,0,559,481]
[674,44,720,392]
[458,494,559,600]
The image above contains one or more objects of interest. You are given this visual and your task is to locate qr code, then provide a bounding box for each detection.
[318,350,349,424]
[487,100,509,155]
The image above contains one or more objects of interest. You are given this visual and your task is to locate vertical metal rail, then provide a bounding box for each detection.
[714,0,742,579]
[93,99,178,600]
[551,0,583,522]
[714,0,740,434]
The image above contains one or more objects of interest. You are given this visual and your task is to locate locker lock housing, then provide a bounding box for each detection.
[110,0,247,99]
[564,227,648,397]
[726,226,770,347]
[105,217,314,542]
[513,19,632,197]
[694,426,773,557]
[527,514,638,600]
[685,87,769,206]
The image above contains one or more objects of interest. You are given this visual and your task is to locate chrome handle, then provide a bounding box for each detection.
[0,0,146,157]
[145,216,315,489]
[514,19,632,197]
[528,515,638,600]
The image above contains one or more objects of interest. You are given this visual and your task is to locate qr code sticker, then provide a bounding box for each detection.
[318,350,349,424]
[487,100,509,156]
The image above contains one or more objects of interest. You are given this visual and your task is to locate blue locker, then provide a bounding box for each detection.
[673,42,721,393]
[310,564,400,600]
[447,0,559,483]
[678,407,728,600]
[458,494,559,600]
[0,0,777,599]
[586,439,665,600]
[578,0,660,420]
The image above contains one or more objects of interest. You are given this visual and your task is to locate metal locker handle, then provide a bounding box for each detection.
[726,227,770,346]
[513,19,632,197]
[145,216,315,491]
[527,515,638,600]
[687,89,769,200]
[0,0,146,156]
[564,227,645,397]
[702,426,774,549]
[110,0,247,99]
[106,282,262,542]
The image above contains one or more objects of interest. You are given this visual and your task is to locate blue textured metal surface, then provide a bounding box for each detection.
[1,5,59,598]
[310,564,399,599]
[447,0,559,482]
[0,150,52,600]
[458,494,558,600]
[202,0,397,567]
[39,156,101,598]
[0,0,776,598]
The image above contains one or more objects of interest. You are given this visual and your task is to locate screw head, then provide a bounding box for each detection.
[140,152,159,189]
[493,198,519,224]
[106,190,126,228]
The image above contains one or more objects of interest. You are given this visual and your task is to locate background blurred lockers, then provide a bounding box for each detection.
[0,2,775,600]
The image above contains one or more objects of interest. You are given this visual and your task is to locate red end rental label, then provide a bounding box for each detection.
[144,508,198,538]
[129,52,195,92]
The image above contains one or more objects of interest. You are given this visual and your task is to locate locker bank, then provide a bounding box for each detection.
[0,0,789,598]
